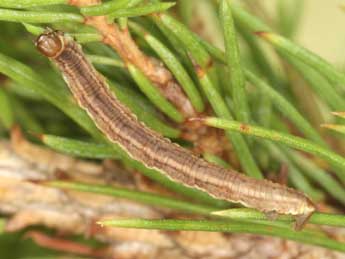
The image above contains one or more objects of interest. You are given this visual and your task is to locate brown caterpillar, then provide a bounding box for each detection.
[35,30,316,230]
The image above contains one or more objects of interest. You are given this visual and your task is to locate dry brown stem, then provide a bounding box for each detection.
[69,0,195,118]
[66,0,230,157]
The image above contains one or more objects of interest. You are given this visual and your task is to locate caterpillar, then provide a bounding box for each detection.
[35,30,315,230]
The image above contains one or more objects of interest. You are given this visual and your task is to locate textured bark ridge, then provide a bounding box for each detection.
[0,134,343,258]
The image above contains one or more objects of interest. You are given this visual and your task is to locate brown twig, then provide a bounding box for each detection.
[69,0,195,118]
[25,231,107,258]
[67,0,229,158]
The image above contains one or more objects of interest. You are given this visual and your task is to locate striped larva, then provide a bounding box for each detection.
[35,30,316,230]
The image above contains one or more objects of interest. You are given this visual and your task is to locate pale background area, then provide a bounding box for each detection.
[274,0,345,64]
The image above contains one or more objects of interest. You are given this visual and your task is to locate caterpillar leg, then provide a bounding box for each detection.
[264,211,279,221]
[294,211,313,231]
